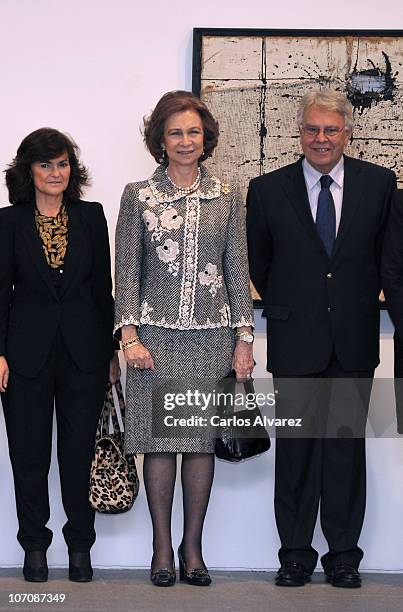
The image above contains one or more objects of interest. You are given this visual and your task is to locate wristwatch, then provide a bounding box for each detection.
[236,331,254,344]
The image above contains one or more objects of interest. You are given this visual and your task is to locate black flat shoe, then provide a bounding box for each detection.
[326,563,361,588]
[178,545,211,587]
[275,561,311,587]
[23,551,48,583]
[69,552,93,582]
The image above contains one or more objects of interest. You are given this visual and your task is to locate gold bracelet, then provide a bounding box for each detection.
[122,338,140,351]
[235,331,254,344]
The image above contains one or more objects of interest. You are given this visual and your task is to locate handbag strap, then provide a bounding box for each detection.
[114,379,126,422]
[242,378,255,395]
[226,369,255,394]
[96,383,114,439]
[218,371,255,414]
[109,383,122,434]
[95,380,127,440]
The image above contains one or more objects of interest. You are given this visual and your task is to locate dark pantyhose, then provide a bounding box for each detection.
[143,452,215,571]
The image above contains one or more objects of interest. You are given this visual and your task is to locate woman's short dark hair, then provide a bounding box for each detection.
[143,91,219,163]
[5,127,90,205]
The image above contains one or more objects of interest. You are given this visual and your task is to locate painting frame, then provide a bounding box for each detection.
[192,27,403,309]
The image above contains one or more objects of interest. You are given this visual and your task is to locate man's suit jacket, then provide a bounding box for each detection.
[381,189,403,432]
[246,155,396,376]
[0,200,115,378]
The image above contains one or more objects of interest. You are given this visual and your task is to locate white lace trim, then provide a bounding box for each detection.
[231,317,255,329]
[114,308,252,332]
[219,304,230,326]
[178,195,200,327]
[140,301,155,323]
[113,315,140,334]
[140,318,232,331]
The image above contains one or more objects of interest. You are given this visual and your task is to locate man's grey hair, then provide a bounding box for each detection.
[297,89,354,131]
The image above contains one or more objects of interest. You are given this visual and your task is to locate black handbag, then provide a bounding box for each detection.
[89,380,139,514]
[215,374,271,462]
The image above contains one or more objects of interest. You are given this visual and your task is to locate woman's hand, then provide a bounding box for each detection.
[0,356,10,392]
[124,342,155,370]
[109,352,121,384]
[232,341,254,381]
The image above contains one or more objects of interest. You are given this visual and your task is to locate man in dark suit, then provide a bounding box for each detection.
[381,189,403,434]
[247,90,396,588]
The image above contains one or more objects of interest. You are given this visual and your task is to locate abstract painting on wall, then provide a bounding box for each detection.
[193,28,403,303]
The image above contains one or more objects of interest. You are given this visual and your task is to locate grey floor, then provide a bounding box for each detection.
[0,569,402,612]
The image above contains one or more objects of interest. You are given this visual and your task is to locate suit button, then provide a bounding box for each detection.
[326,273,332,278]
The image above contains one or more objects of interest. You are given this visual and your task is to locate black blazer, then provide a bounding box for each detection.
[381,190,403,432]
[247,155,396,375]
[0,200,115,378]
[382,190,403,338]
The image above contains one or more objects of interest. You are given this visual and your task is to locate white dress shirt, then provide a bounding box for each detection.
[302,156,344,236]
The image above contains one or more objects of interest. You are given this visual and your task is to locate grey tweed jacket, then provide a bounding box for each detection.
[114,164,253,335]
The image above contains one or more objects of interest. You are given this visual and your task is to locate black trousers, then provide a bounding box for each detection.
[2,331,108,552]
[273,352,374,574]
[393,332,403,433]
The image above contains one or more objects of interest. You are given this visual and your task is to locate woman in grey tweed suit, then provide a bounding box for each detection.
[114,91,254,586]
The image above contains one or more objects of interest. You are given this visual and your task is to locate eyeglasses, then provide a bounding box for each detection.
[301,126,345,138]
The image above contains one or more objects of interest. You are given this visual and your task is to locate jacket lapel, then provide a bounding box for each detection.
[19,203,60,301]
[332,155,364,258]
[282,159,327,253]
[60,201,84,297]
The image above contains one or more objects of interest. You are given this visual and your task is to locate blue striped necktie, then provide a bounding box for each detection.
[316,174,335,257]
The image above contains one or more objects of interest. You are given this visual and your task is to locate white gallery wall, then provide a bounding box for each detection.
[0,0,402,570]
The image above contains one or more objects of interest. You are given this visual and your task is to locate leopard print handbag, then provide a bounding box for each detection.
[89,380,139,513]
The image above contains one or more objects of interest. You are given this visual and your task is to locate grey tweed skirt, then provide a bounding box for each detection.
[125,325,235,453]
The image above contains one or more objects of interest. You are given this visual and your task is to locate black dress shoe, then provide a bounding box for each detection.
[326,563,361,588]
[150,567,176,587]
[275,561,310,587]
[23,551,48,583]
[69,552,93,582]
[178,546,211,586]
[150,550,176,587]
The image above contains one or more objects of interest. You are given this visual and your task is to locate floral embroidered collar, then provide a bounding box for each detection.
[148,164,226,204]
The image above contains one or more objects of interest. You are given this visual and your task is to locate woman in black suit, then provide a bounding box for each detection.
[0,128,120,582]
